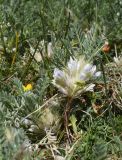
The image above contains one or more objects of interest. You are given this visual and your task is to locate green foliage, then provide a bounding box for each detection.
[0,0,122,159]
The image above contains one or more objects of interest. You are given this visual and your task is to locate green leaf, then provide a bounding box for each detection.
[69,114,77,135]
[93,142,107,160]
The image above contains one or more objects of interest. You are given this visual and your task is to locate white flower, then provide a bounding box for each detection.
[52,56,101,97]
[114,56,122,66]
[30,41,53,62]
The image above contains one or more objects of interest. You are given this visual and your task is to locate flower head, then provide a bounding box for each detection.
[52,56,101,97]
[23,84,33,92]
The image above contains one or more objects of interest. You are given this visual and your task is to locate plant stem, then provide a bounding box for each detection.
[11,31,19,69]
[64,97,72,143]
[100,60,107,97]
[0,25,7,59]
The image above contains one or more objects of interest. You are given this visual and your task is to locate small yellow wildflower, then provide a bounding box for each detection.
[23,83,33,92]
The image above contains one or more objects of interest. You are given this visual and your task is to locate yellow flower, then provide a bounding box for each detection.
[23,83,33,92]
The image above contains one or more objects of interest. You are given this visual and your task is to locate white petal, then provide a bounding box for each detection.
[84,64,92,72]
[94,71,101,77]
[68,57,77,70]
[85,84,95,91]
[91,65,96,74]
[53,68,64,79]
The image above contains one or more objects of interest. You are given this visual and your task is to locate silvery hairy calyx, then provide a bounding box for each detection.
[53,56,101,98]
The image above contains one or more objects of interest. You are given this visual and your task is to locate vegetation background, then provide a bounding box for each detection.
[0,0,122,159]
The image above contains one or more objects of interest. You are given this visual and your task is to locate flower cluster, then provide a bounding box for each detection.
[52,56,101,97]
